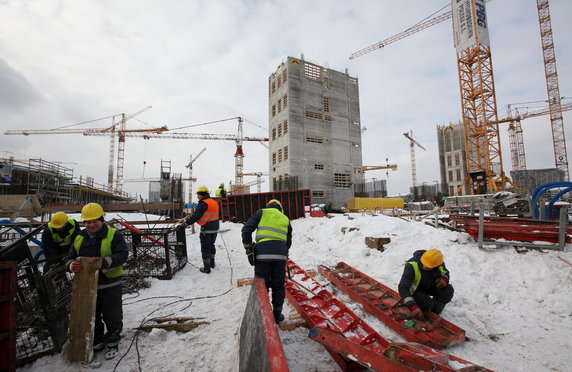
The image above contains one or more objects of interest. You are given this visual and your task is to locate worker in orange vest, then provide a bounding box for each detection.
[177,186,220,273]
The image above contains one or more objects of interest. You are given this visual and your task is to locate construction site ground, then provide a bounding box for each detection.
[17,212,572,371]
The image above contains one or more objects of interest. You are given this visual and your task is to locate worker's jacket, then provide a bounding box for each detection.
[47,218,78,245]
[184,196,220,233]
[215,187,226,197]
[398,249,450,305]
[67,224,128,287]
[241,204,292,262]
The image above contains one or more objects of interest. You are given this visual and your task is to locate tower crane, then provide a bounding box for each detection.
[536,0,568,180]
[350,0,515,195]
[4,106,160,193]
[351,0,568,190]
[186,147,207,203]
[496,101,572,171]
[403,131,426,189]
[239,172,268,193]
[5,116,268,197]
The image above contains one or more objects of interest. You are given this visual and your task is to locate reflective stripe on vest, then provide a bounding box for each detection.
[74,227,123,278]
[197,198,219,226]
[407,260,447,294]
[48,218,77,245]
[256,208,289,243]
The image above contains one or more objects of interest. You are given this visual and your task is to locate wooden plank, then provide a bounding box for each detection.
[67,257,101,363]
[137,321,208,333]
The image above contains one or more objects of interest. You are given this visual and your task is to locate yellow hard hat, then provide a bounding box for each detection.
[50,212,69,229]
[420,249,443,269]
[220,182,224,187]
[266,199,283,213]
[196,186,209,194]
[81,203,105,221]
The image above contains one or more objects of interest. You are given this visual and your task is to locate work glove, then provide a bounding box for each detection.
[407,304,422,319]
[69,258,82,273]
[244,243,255,266]
[435,276,449,289]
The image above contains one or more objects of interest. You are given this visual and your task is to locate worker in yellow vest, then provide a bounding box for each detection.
[41,212,79,273]
[398,249,454,318]
[241,199,292,323]
[66,203,128,360]
[215,182,227,197]
[177,186,220,273]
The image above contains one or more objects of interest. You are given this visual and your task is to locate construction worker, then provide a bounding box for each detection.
[215,182,227,197]
[66,203,128,360]
[41,212,79,273]
[177,186,220,273]
[398,248,454,318]
[241,199,292,323]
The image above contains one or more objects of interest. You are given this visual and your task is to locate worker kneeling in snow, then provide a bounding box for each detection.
[398,248,454,318]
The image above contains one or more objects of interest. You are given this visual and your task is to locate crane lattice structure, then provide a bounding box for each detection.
[5,116,268,197]
[536,0,568,180]
[239,172,268,194]
[351,0,567,192]
[186,147,206,203]
[497,101,572,171]
[403,131,426,189]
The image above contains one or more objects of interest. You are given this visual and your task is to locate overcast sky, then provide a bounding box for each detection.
[1,0,571,202]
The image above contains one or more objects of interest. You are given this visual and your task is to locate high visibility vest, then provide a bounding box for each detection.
[48,218,77,245]
[256,208,289,243]
[215,187,225,197]
[407,261,447,294]
[74,227,123,278]
[197,198,219,226]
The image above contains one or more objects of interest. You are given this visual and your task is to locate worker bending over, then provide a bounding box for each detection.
[41,212,79,273]
[398,248,454,318]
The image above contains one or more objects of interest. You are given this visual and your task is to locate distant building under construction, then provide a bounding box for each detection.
[268,56,364,208]
[437,123,468,196]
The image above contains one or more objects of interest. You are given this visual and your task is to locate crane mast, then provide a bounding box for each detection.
[536,0,568,180]
[403,131,426,189]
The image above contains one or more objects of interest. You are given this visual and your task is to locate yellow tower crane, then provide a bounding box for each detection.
[403,131,426,189]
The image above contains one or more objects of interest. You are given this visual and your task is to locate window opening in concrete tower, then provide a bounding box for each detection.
[277,74,282,88]
[349,77,358,85]
[306,137,323,144]
[306,111,323,120]
[304,63,321,80]
[324,115,332,121]
[278,99,282,113]
[448,170,453,182]
[323,97,330,112]
[314,163,324,170]
[272,104,276,117]
[282,70,287,83]
[323,78,329,89]
[272,128,276,140]
[284,146,288,160]
[272,81,276,94]
[278,123,282,137]
[283,94,287,107]
[455,153,460,166]
[447,154,452,167]
[334,173,351,189]
[272,152,276,165]
[456,169,461,181]
[313,191,324,198]
[278,149,283,163]
[283,119,288,133]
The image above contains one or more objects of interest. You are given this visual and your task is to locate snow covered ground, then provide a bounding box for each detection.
[19,212,572,371]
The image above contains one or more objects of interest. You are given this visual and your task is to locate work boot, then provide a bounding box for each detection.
[273,306,284,323]
[199,259,211,274]
[431,301,446,315]
[210,255,216,269]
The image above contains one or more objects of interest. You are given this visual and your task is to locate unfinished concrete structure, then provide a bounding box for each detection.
[268,56,363,208]
[437,123,469,196]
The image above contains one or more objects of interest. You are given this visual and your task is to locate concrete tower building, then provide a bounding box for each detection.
[437,123,468,196]
[268,56,363,208]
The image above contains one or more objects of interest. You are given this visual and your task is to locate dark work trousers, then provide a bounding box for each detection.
[254,260,287,310]
[94,283,123,345]
[199,232,217,260]
[412,284,454,311]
